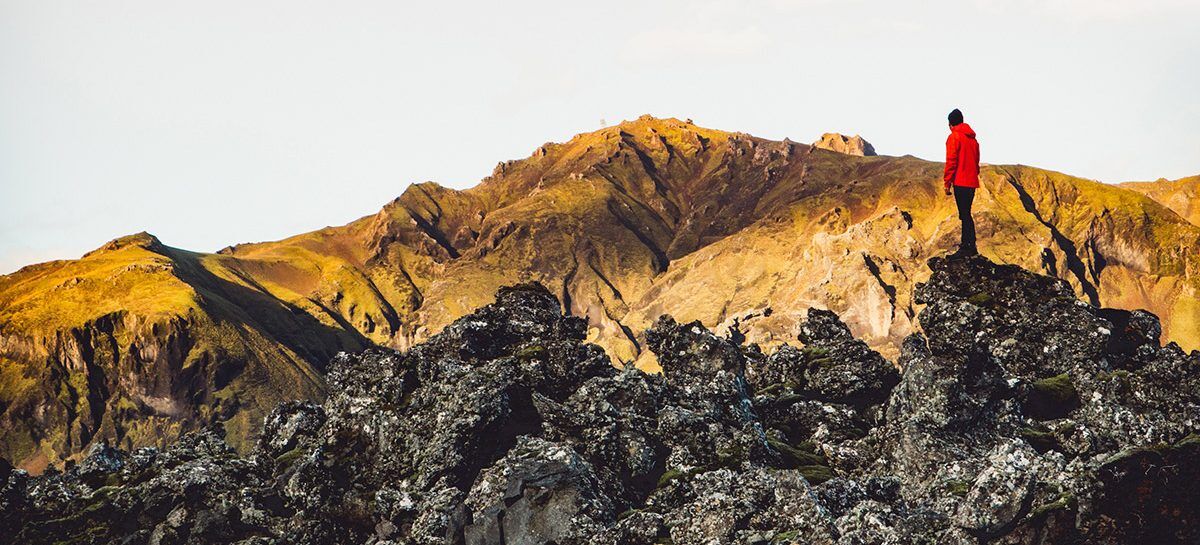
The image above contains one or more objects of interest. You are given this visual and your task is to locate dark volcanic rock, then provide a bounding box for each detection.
[3,256,1199,544]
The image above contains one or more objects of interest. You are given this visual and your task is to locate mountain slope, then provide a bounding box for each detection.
[1121,175,1200,227]
[2,115,1198,471]
[0,234,357,472]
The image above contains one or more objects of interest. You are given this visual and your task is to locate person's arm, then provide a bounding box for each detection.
[974,138,980,178]
[944,133,958,194]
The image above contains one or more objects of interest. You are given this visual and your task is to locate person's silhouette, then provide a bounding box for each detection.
[944,108,980,259]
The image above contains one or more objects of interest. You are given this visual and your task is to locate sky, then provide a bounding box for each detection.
[2,0,1198,274]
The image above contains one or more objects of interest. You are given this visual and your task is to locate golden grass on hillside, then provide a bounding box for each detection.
[0,240,199,333]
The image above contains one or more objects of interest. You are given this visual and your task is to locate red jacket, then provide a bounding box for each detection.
[944,123,980,189]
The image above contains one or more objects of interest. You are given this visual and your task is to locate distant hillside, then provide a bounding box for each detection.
[2,115,1198,471]
[1121,175,1200,227]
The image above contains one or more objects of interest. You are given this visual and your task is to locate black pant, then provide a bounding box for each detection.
[953,185,976,251]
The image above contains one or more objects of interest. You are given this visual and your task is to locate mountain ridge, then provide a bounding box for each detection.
[1120,175,1200,227]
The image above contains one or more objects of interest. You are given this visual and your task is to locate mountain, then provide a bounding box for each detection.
[1121,175,1200,227]
[2,115,1198,471]
[4,258,1200,543]
[0,233,356,473]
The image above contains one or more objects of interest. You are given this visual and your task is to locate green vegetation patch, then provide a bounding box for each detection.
[774,392,805,406]
[797,464,834,485]
[274,447,306,468]
[1096,369,1131,383]
[1119,432,1200,460]
[946,479,971,498]
[966,292,994,306]
[1029,492,1077,520]
[771,530,802,543]
[800,346,830,357]
[767,438,826,468]
[513,344,548,362]
[1019,426,1063,454]
[755,382,786,396]
[1176,433,1200,448]
[807,357,835,369]
[656,467,704,488]
[1025,373,1080,420]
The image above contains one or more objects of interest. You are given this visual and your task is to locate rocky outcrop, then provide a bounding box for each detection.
[4,257,1199,544]
[812,133,877,156]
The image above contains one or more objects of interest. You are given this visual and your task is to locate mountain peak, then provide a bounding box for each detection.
[602,114,706,136]
[623,113,689,126]
[813,132,876,156]
[83,231,164,258]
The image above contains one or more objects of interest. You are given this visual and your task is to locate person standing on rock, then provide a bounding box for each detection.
[944,108,980,259]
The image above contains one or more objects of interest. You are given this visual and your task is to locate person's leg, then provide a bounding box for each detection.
[953,185,977,253]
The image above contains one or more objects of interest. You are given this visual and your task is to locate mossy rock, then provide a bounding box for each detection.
[797,464,834,484]
[656,467,702,488]
[843,421,871,440]
[946,480,971,498]
[1096,369,1131,383]
[89,485,121,500]
[767,438,826,468]
[78,471,124,489]
[513,344,548,362]
[966,292,994,306]
[795,440,820,453]
[756,382,786,396]
[44,525,111,545]
[655,468,685,488]
[808,357,836,369]
[617,508,642,520]
[800,346,830,358]
[1025,373,1080,420]
[1117,432,1200,460]
[274,447,306,468]
[1029,492,1077,520]
[1020,426,1063,454]
[771,530,802,543]
[774,392,805,407]
[1176,433,1200,448]
[715,443,748,468]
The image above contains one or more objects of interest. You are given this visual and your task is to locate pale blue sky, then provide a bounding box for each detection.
[2,0,1198,273]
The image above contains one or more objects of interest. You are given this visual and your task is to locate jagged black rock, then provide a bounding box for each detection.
[2,258,1199,544]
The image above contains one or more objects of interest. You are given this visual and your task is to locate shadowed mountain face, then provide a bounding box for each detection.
[2,115,1198,470]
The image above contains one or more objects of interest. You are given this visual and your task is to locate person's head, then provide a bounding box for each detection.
[948,108,964,127]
